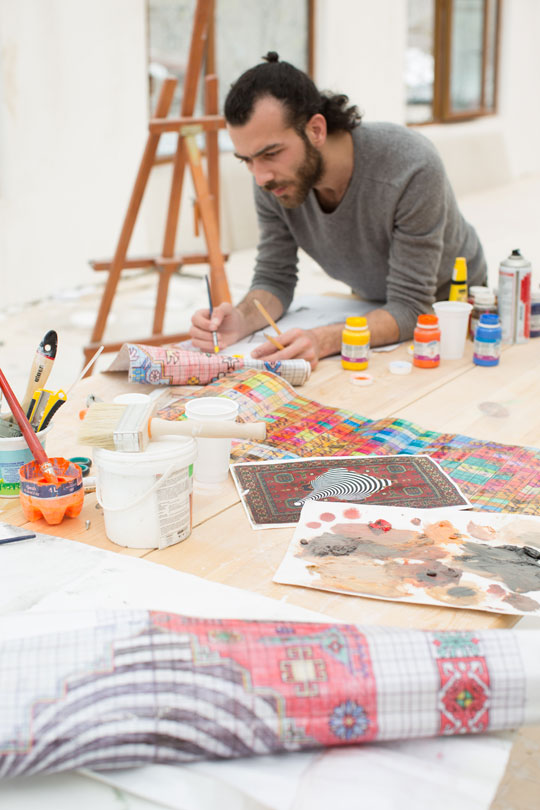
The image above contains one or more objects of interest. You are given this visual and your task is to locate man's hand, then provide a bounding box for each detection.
[251,327,322,369]
[190,302,247,352]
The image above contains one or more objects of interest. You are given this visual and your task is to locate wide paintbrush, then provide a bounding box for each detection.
[0,366,58,484]
[79,401,267,452]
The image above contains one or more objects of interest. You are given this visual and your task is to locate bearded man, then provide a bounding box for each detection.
[190,52,487,368]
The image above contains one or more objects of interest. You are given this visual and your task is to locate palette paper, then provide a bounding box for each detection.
[231,455,471,528]
[273,503,540,616]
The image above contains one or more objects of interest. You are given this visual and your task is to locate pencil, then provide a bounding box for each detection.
[0,533,36,546]
[253,298,282,336]
[263,332,285,351]
[205,275,220,354]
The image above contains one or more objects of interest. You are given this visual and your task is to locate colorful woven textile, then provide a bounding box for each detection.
[0,609,534,777]
[107,343,311,386]
[157,370,540,514]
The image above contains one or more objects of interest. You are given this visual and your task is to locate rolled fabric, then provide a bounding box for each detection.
[1,610,538,779]
[106,344,311,386]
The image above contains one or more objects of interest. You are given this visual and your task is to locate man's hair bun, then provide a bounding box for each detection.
[262,51,279,64]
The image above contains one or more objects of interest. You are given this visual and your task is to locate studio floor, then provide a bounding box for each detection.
[1,240,540,808]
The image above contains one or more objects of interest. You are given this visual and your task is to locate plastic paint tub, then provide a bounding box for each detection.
[0,424,52,498]
[94,436,197,549]
[19,457,84,524]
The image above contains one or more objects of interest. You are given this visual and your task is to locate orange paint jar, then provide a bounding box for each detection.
[19,457,84,525]
[413,314,440,368]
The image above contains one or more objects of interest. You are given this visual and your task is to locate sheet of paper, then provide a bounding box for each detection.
[0,525,516,810]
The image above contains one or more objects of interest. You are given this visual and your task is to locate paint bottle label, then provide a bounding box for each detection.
[530,290,540,338]
[341,316,370,370]
[413,339,439,361]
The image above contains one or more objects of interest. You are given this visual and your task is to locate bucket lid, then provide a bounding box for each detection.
[95,435,196,466]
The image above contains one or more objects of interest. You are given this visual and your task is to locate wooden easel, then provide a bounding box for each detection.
[83,0,230,373]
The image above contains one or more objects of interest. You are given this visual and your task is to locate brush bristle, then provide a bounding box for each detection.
[78,403,127,449]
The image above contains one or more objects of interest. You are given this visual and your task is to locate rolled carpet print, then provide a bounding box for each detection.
[0,610,537,778]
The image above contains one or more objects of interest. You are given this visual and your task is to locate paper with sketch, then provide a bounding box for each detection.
[273,503,540,616]
[225,294,377,355]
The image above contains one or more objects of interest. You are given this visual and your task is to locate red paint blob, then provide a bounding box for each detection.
[319,512,336,522]
[343,507,360,520]
[487,584,506,597]
[369,519,392,532]
[306,521,322,529]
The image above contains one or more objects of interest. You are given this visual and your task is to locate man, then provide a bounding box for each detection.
[190,52,487,368]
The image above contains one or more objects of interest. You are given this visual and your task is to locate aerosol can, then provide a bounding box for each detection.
[498,249,532,343]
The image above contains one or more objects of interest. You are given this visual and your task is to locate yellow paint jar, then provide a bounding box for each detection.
[341,316,370,370]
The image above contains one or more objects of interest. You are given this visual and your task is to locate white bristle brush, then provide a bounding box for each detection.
[79,401,266,451]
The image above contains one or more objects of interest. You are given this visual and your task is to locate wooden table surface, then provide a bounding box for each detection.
[2,338,539,632]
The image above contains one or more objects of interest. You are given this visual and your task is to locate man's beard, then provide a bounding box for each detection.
[264,137,324,209]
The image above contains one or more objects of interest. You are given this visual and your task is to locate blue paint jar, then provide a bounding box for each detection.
[473,313,502,366]
[531,289,540,338]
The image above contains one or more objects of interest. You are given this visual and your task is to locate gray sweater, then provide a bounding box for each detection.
[250,122,487,340]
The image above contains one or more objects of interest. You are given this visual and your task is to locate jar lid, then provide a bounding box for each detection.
[345,316,368,329]
[478,313,500,326]
[389,361,412,375]
[473,288,495,304]
[417,314,439,327]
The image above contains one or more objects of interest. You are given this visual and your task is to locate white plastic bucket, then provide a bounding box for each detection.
[94,436,197,549]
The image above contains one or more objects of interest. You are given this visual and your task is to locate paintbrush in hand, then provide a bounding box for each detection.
[0,367,58,484]
[79,401,267,452]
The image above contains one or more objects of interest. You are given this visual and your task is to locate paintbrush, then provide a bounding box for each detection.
[79,401,267,452]
[0,367,58,484]
[204,275,220,354]
[21,330,58,416]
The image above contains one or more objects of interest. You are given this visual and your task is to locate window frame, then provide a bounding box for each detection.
[411,0,502,126]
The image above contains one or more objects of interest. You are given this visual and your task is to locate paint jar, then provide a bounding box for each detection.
[432,301,473,360]
[473,313,502,367]
[469,288,497,339]
[413,314,440,368]
[530,289,540,338]
[94,437,196,549]
[184,397,239,489]
[341,317,370,370]
[449,257,468,302]
[19,457,84,524]
[0,424,52,498]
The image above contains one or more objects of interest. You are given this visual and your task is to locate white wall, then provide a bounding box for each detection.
[1,0,540,307]
[0,0,149,308]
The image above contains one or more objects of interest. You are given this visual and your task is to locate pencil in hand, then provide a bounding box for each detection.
[205,275,220,354]
[253,298,282,336]
[263,332,285,351]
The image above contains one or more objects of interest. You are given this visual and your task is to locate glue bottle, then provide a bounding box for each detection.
[473,313,502,366]
[341,317,370,370]
[413,314,440,368]
[449,257,468,302]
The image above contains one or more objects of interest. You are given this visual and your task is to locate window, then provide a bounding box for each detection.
[406,0,501,124]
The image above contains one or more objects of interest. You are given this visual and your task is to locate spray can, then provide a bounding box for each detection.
[498,249,532,343]
[449,257,468,302]
[341,317,370,370]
